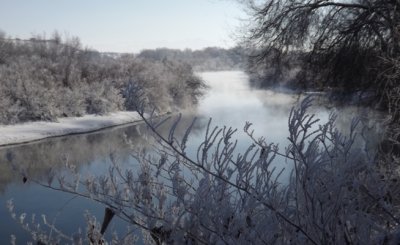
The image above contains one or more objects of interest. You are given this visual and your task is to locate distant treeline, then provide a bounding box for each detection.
[0,32,206,124]
[137,46,247,71]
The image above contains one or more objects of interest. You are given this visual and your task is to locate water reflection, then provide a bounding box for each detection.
[0,123,150,243]
[0,71,385,243]
[195,71,384,181]
[0,112,208,243]
[0,124,145,192]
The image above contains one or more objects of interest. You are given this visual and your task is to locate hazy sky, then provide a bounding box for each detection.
[0,0,245,53]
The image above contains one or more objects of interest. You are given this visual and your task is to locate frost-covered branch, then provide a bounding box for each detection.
[10,92,400,244]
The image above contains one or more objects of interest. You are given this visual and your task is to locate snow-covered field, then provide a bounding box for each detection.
[0,111,142,146]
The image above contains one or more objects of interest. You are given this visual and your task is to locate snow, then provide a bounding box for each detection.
[0,111,142,147]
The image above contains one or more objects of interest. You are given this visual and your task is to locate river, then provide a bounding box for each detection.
[0,71,384,243]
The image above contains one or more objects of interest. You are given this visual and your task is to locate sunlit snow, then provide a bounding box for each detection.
[0,111,141,146]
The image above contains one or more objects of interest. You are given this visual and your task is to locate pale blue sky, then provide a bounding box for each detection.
[0,0,245,52]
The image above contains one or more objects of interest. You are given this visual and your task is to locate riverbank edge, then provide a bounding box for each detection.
[0,111,144,148]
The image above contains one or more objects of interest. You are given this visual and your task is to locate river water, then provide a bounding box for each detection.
[0,71,384,243]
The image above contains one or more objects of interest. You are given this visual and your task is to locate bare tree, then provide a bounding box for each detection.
[242,0,400,106]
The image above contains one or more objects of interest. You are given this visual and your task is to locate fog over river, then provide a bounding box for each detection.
[0,71,384,243]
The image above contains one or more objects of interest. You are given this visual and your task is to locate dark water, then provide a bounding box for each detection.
[0,124,146,243]
[0,71,384,243]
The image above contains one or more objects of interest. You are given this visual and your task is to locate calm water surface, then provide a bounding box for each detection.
[0,71,383,243]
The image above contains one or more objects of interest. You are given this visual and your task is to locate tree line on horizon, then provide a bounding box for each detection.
[137,46,247,71]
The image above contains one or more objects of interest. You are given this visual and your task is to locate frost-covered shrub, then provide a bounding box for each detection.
[11,97,399,244]
[83,81,123,115]
[124,58,206,112]
[0,92,22,124]
[56,87,86,117]
[0,32,206,124]
[0,60,59,122]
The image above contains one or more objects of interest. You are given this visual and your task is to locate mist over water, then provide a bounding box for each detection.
[0,71,384,243]
[191,71,384,180]
[196,71,296,144]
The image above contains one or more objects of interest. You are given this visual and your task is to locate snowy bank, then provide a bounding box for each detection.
[0,111,142,147]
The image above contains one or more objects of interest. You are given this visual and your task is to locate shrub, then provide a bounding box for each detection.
[0,32,206,124]
[10,97,400,244]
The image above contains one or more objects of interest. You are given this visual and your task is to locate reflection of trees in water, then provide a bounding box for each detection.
[0,116,208,194]
[0,123,148,193]
[333,105,386,154]
[152,112,208,140]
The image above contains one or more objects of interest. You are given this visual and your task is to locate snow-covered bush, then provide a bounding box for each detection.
[0,59,59,122]
[83,81,124,115]
[0,90,22,124]
[0,32,206,124]
[55,87,86,117]
[10,97,400,244]
[119,58,206,112]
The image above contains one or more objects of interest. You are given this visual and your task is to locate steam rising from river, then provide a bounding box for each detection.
[0,71,385,243]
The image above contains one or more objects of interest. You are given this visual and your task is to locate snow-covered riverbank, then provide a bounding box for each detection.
[0,111,142,147]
